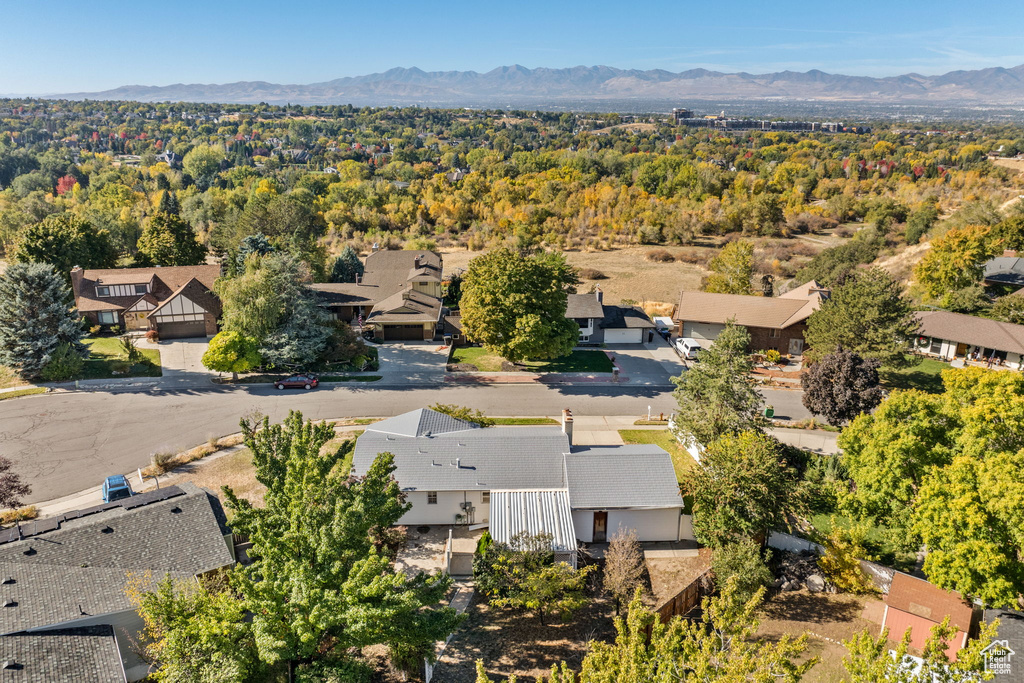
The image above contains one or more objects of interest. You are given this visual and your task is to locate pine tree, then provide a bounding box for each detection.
[328,245,364,283]
[156,189,180,215]
[0,262,86,379]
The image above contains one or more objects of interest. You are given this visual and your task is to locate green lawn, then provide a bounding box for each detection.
[809,513,917,573]
[450,346,614,373]
[489,417,559,425]
[879,356,949,394]
[80,337,162,380]
[0,387,46,401]
[619,429,696,482]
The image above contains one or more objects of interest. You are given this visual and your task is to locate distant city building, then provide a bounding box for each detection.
[671,106,868,134]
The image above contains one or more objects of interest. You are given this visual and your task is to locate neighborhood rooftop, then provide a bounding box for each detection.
[565,447,684,509]
[916,309,1024,355]
[674,280,828,330]
[0,626,125,683]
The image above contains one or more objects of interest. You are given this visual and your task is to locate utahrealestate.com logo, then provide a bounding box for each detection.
[982,639,1015,675]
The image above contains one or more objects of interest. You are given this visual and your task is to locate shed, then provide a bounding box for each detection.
[882,573,977,661]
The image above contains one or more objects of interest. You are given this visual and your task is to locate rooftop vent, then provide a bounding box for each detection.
[2,660,18,670]
[2,599,16,607]
[101,526,114,534]
[22,547,34,557]
[2,577,13,585]
[170,506,182,514]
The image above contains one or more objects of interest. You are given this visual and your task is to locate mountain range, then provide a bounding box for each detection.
[55,64,1024,107]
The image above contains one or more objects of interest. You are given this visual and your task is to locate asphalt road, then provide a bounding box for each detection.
[0,383,808,504]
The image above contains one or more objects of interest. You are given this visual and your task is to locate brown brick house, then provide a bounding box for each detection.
[71,265,222,339]
[672,281,829,356]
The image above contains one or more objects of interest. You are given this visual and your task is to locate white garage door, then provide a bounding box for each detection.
[682,322,726,342]
[603,328,643,344]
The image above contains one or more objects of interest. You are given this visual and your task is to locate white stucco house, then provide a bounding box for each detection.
[352,408,691,564]
[915,310,1024,368]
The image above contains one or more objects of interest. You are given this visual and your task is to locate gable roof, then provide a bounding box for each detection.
[0,483,233,634]
[309,250,443,312]
[72,265,221,314]
[885,573,974,633]
[916,310,1024,355]
[0,626,125,683]
[674,284,827,329]
[369,408,479,438]
[599,305,656,330]
[983,256,1024,287]
[566,293,605,319]
[365,289,442,323]
[565,447,684,509]
[148,277,222,317]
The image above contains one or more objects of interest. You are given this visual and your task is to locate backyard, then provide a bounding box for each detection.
[80,336,162,380]
[450,346,614,373]
[878,356,949,394]
[618,428,696,481]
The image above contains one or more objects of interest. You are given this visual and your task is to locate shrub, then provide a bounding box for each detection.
[646,249,675,262]
[763,349,782,365]
[817,519,874,594]
[151,451,176,474]
[711,538,772,605]
[145,329,159,342]
[89,325,102,335]
[110,360,131,374]
[110,325,122,335]
[120,336,143,363]
[0,505,38,526]
[578,267,608,280]
[40,342,85,382]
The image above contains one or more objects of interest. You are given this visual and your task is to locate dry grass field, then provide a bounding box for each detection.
[993,157,1024,174]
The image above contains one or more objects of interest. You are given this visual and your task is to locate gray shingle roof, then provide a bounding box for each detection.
[984,256,1024,287]
[599,305,656,330]
[0,483,233,634]
[566,293,605,320]
[916,310,1024,355]
[369,408,480,438]
[565,447,684,509]
[0,626,125,683]
[354,425,570,491]
[365,289,442,323]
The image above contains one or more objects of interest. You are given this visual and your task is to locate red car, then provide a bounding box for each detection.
[273,373,319,390]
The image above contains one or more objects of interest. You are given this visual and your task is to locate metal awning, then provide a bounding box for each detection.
[490,489,576,554]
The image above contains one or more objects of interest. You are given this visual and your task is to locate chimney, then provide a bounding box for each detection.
[595,286,603,304]
[355,273,361,284]
[371,242,379,253]
[70,265,84,296]
[455,458,461,469]
[561,408,574,446]
[414,255,421,268]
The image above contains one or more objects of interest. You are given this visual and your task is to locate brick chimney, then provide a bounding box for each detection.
[595,286,603,304]
[561,408,574,447]
[70,265,84,297]
[414,255,421,269]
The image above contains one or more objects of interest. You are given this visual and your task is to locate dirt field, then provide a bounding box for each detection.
[590,122,659,135]
[993,158,1024,174]
[756,589,883,683]
[430,593,617,683]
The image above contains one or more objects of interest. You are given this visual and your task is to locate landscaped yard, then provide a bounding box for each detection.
[0,387,46,401]
[450,346,614,373]
[879,356,949,393]
[809,513,917,572]
[619,428,696,481]
[80,336,162,380]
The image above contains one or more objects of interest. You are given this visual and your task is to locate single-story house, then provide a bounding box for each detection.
[0,626,126,683]
[568,290,657,345]
[983,254,1024,289]
[352,408,690,565]
[915,310,1024,368]
[310,248,443,342]
[881,573,977,661]
[0,483,235,681]
[672,280,829,356]
[71,265,221,339]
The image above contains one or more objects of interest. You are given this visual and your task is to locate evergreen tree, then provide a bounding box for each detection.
[0,262,86,379]
[137,213,207,266]
[234,233,274,273]
[328,245,364,283]
[156,189,180,215]
[224,411,463,675]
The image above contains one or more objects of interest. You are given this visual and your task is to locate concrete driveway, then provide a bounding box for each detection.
[607,339,684,383]
[375,341,451,384]
[147,337,217,387]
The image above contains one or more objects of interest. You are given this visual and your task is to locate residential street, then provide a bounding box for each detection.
[0,383,810,503]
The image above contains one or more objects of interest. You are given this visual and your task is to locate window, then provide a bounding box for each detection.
[929,338,942,354]
[768,329,780,338]
[481,491,490,503]
[96,286,110,297]
[580,335,589,342]
[427,491,437,505]
[98,311,117,325]
[134,284,148,295]
[452,334,460,340]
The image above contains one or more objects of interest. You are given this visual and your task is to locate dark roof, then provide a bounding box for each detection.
[885,573,974,633]
[149,276,222,318]
[565,447,684,509]
[0,626,125,683]
[366,289,442,324]
[72,265,220,314]
[984,256,1024,287]
[309,250,443,311]
[916,310,1024,355]
[599,305,656,330]
[984,608,1024,665]
[0,483,233,634]
[308,283,380,307]
[444,314,463,333]
[566,293,605,319]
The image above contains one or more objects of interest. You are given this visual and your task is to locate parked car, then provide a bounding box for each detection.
[274,373,319,390]
[102,475,134,503]
[675,337,703,360]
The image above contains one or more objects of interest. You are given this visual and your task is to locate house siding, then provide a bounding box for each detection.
[572,509,688,543]
[678,320,808,355]
[399,490,491,526]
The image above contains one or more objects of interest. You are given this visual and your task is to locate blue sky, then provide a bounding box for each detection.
[2,0,1024,94]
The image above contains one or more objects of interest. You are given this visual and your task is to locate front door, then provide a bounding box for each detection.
[788,338,804,356]
[593,511,608,543]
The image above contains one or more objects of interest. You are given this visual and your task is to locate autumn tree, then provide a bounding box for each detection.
[914,224,1000,299]
[0,262,85,379]
[136,213,207,266]
[183,144,225,188]
[224,411,463,676]
[685,431,800,547]
[603,529,645,614]
[201,331,261,380]
[460,248,579,363]
[703,239,754,295]
[671,321,765,447]
[801,348,884,426]
[804,268,919,370]
[13,213,117,279]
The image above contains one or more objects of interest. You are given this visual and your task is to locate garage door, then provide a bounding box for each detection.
[157,320,207,339]
[383,324,424,341]
[682,322,726,342]
[603,329,643,344]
